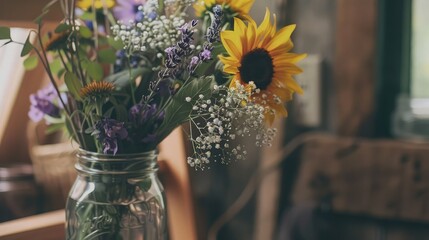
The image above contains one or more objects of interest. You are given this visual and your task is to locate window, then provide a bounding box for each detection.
[0,28,30,142]
[411,0,429,98]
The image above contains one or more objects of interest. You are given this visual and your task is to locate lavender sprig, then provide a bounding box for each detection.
[206,5,223,43]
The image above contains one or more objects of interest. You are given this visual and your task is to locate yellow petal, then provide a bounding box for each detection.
[219,55,240,67]
[275,63,303,75]
[273,53,307,64]
[224,65,239,74]
[257,8,272,40]
[267,24,296,51]
[234,18,248,51]
[221,31,243,58]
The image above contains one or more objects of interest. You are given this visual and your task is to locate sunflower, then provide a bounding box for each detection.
[194,0,254,19]
[219,9,306,124]
[76,0,116,10]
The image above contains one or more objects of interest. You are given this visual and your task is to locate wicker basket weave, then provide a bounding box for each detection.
[27,122,77,211]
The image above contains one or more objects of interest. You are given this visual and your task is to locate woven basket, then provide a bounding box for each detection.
[27,122,77,211]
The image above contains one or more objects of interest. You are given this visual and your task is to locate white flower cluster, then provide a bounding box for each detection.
[112,14,185,54]
[164,0,196,6]
[142,0,158,16]
[186,83,276,170]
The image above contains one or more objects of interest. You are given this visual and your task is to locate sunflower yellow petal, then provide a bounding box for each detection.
[221,31,243,58]
[224,65,239,74]
[267,24,296,51]
[257,8,272,40]
[219,55,240,67]
[234,18,248,51]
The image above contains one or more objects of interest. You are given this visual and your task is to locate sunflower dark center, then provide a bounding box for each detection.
[239,48,274,90]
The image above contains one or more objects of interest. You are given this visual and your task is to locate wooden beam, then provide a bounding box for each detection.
[335,0,378,137]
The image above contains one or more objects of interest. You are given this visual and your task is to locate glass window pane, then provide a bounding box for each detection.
[411,0,429,98]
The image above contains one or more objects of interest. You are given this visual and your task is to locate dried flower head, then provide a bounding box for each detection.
[44,31,69,51]
[80,81,115,100]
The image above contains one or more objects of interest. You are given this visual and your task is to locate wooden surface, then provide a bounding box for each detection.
[334,0,378,137]
[254,118,284,240]
[158,127,198,240]
[0,210,65,240]
[290,134,429,222]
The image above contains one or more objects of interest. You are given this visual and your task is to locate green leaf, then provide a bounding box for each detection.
[55,23,71,33]
[105,68,144,88]
[21,34,33,57]
[98,49,116,64]
[79,12,94,21]
[79,26,92,38]
[139,178,152,192]
[23,55,39,70]
[85,62,104,81]
[45,123,65,135]
[158,76,215,140]
[107,37,124,50]
[0,27,11,40]
[49,58,63,76]
[64,72,83,101]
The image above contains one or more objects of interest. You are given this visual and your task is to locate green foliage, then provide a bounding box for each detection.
[23,55,39,70]
[65,72,83,101]
[79,26,92,38]
[98,49,117,64]
[0,27,11,40]
[49,58,63,77]
[20,34,33,57]
[107,37,124,50]
[139,178,152,192]
[46,123,65,135]
[105,68,144,89]
[83,61,104,81]
[55,23,72,33]
[158,76,215,140]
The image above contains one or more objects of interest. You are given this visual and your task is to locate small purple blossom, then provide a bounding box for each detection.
[199,48,212,62]
[93,118,128,154]
[188,56,200,73]
[28,85,64,123]
[129,103,164,125]
[128,103,164,144]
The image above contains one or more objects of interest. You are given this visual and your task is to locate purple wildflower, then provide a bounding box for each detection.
[113,0,147,24]
[188,56,200,73]
[160,20,198,79]
[28,85,64,123]
[93,118,128,154]
[129,103,163,125]
[206,5,223,43]
[199,47,212,62]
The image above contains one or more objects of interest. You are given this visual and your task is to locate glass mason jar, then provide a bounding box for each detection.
[66,149,167,240]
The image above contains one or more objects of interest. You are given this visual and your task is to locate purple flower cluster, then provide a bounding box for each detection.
[113,0,147,24]
[129,103,165,143]
[28,85,63,123]
[160,20,198,78]
[185,6,223,74]
[93,118,128,154]
[206,5,223,43]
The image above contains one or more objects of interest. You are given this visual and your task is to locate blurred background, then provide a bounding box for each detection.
[1,0,429,239]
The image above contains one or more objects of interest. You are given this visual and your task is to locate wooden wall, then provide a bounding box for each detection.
[0,0,62,163]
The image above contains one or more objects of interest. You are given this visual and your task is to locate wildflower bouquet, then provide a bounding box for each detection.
[0,0,304,168]
[0,0,305,238]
